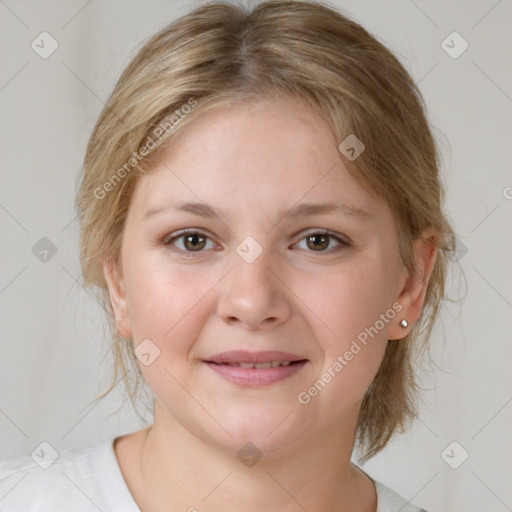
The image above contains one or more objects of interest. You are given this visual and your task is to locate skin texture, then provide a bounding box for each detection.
[104,96,438,512]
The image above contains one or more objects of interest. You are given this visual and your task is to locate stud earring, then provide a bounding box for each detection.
[400,319,408,329]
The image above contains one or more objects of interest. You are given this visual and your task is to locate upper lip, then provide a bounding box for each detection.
[204,350,306,364]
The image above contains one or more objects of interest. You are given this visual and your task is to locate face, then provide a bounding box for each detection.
[105,96,426,455]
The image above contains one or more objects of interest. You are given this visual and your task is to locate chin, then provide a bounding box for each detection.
[202,403,309,456]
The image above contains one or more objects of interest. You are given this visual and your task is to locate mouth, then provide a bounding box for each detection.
[204,350,306,365]
[208,360,304,369]
[203,351,308,387]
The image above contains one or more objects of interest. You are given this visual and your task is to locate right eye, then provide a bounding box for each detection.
[164,229,217,255]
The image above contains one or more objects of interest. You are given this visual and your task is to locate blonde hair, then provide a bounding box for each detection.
[76,0,460,462]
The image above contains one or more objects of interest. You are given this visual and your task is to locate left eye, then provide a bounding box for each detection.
[294,231,349,253]
[163,229,349,255]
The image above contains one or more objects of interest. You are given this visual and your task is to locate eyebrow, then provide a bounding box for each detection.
[144,200,373,221]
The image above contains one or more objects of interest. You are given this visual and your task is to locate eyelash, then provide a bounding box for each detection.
[162,228,350,257]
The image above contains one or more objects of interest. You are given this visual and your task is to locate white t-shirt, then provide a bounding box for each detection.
[0,438,428,511]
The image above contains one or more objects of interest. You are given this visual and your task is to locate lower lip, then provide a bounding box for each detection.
[204,361,307,387]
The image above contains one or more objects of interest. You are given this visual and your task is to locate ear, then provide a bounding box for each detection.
[103,258,132,339]
[388,228,439,340]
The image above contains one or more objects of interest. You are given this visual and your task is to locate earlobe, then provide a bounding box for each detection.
[103,258,132,339]
[389,229,438,340]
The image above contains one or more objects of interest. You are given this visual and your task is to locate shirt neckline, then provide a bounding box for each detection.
[94,436,408,512]
[90,437,142,512]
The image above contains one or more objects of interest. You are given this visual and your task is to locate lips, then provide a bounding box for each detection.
[204,350,306,365]
[203,350,308,387]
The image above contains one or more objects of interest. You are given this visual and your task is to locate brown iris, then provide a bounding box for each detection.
[183,233,207,251]
[305,233,329,251]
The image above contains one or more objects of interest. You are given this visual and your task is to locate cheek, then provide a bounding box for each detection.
[124,257,213,354]
[299,258,394,379]
[307,264,394,334]
[299,275,391,407]
[125,264,211,397]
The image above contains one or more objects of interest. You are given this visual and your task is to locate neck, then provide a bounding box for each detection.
[119,403,377,512]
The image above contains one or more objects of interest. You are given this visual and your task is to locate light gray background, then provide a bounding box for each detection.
[1,1,511,510]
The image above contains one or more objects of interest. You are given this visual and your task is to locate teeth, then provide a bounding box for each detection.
[255,362,272,369]
[220,361,293,368]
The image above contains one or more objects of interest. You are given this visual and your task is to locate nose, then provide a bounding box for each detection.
[216,247,292,331]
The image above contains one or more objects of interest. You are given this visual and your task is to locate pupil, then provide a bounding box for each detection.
[308,234,328,251]
[185,234,205,251]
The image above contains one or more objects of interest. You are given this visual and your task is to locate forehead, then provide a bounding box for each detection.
[131,97,384,220]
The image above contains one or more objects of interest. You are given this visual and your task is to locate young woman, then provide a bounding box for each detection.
[0,1,456,510]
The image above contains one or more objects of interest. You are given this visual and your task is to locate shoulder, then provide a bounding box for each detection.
[374,479,429,512]
[0,438,139,511]
[0,440,99,486]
